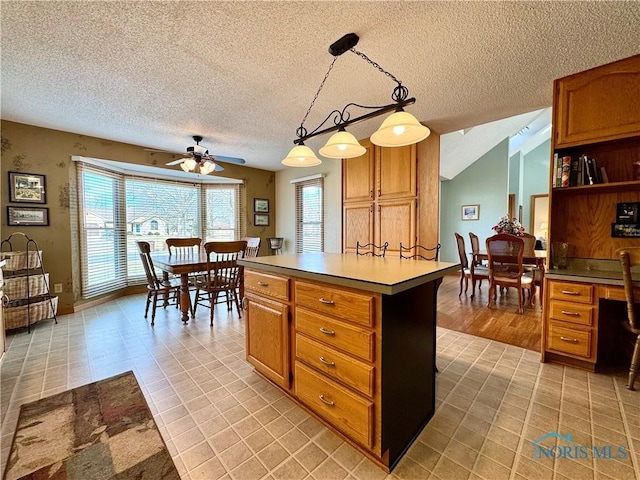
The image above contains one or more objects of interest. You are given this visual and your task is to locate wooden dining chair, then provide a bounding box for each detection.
[454,233,488,298]
[485,234,534,314]
[194,240,247,325]
[241,237,261,258]
[520,232,542,302]
[615,247,640,390]
[166,237,202,255]
[136,241,182,325]
[356,241,389,258]
[399,243,441,261]
[469,232,486,266]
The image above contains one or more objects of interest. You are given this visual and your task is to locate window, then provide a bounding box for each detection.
[77,161,244,298]
[295,177,324,253]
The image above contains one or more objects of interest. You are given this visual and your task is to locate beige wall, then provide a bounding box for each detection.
[1,121,276,313]
[274,161,342,254]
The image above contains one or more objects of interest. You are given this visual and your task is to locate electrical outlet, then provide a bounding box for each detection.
[54,283,63,293]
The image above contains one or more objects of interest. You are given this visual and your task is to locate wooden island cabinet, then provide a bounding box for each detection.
[240,253,458,472]
[543,54,640,370]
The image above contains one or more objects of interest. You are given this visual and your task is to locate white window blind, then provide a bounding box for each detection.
[295,177,324,253]
[77,161,245,299]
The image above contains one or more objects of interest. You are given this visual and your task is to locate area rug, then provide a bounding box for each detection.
[3,371,179,480]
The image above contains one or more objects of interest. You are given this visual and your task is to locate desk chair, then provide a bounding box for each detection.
[136,241,181,325]
[486,234,534,314]
[400,243,441,261]
[194,240,247,325]
[454,233,488,298]
[616,247,640,390]
[241,237,261,258]
[356,241,389,258]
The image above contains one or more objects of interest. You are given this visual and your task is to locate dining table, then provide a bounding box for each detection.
[152,252,208,323]
[473,249,547,296]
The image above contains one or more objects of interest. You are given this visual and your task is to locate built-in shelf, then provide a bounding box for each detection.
[551,180,640,195]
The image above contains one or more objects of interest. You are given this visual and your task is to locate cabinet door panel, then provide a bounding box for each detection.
[343,202,374,254]
[246,294,290,389]
[554,54,640,147]
[343,141,374,203]
[376,144,416,200]
[376,199,416,256]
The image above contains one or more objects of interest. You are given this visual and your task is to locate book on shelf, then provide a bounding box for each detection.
[600,166,609,183]
[583,154,595,185]
[592,158,603,184]
[569,157,579,186]
[561,156,571,187]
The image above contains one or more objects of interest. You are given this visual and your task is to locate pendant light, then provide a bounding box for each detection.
[283,33,429,167]
[281,144,322,167]
[319,129,366,159]
[370,111,431,147]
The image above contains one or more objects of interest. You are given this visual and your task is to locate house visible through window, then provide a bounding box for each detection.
[76,162,244,298]
[295,176,324,253]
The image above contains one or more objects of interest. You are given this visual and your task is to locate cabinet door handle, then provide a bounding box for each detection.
[318,298,335,305]
[561,310,580,316]
[561,290,580,296]
[319,394,335,406]
[319,356,335,366]
[257,281,269,287]
[560,336,578,343]
[319,327,335,336]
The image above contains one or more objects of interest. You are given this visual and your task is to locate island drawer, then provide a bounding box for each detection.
[548,281,594,304]
[245,270,289,301]
[548,300,594,326]
[296,307,374,362]
[295,361,373,448]
[296,334,374,397]
[547,323,592,359]
[294,280,374,327]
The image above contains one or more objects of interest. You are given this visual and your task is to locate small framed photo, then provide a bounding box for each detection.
[254,213,269,226]
[616,202,640,224]
[254,198,269,213]
[7,206,50,226]
[461,204,480,221]
[9,171,47,204]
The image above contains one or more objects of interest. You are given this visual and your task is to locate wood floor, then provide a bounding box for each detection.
[437,272,542,352]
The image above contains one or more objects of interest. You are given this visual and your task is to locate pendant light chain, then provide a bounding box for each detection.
[350,48,408,102]
[297,57,338,138]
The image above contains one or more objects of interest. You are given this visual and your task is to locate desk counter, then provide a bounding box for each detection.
[238,253,458,472]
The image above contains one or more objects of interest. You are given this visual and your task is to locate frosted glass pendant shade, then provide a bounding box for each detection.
[180,162,191,172]
[199,160,215,174]
[181,157,197,171]
[281,145,322,167]
[370,111,430,147]
[319,131,366,159]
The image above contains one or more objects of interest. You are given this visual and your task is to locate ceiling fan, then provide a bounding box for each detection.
[165,136,246,174]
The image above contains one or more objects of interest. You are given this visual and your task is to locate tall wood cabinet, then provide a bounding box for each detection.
[543,54,640,368]
[343,134,440,256]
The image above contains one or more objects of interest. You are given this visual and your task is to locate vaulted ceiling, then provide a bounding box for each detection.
[2,2,639,172]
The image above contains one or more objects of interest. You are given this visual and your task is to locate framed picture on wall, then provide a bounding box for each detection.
[254,213,269,226]
[8,171,47,204]
[254,198,269,213]
[461,205,480,221]
[7,206,50,226]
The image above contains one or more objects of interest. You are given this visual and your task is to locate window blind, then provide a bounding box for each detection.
[76,161,245,299]
[295,177,324,253]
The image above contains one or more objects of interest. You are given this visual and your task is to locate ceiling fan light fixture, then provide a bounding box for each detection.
[281,144,322,167]
[199,160,216,175]
[180,162,191,172]
[319,130,366,159]
[182,157,197,171]
[370,111,430,147]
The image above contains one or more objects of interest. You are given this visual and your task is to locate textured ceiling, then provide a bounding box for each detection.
[2,1,639,172]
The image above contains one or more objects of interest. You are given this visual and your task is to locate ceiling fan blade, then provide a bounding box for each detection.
[166,157,189,166]
[211,155,245,165]
[214,163,225,172]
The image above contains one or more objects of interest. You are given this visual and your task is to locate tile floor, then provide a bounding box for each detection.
[1,294,639,480]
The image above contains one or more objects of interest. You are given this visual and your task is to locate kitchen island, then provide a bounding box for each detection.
[238,253,459,471]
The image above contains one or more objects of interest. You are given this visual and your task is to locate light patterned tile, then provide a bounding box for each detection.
[431,455,471,480]
[295,442,328,472]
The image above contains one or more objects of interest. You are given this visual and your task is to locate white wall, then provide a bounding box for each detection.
[274,160,342,254]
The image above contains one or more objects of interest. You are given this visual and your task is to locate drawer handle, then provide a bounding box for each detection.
[560,336,578,343]
[319,394,335,406]
[561,290,580,296]
[318,297,335,305]
[257,281,269,287]
[319,327,335,336]
[319,356,335,366]
[561,310,580,316]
